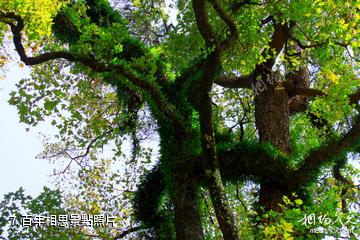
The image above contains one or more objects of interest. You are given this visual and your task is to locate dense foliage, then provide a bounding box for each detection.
[0,0,359,239]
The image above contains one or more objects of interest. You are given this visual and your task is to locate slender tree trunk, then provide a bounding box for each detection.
[187,49,239,239]
[199,92,240,240]
[254,72,291,210]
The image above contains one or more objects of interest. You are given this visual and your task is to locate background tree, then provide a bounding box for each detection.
[0,187,83,239]
[0,0,359,239]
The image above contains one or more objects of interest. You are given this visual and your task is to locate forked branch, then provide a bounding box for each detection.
[294,115,360,184]
[0,10,185,131]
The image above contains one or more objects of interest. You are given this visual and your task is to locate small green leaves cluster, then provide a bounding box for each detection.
[0,187,86,240]
[0,0,67,40]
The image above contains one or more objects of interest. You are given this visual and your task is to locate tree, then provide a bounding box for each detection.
[0,0,359,239]
[0,159,146,240]
[0,187,85,240]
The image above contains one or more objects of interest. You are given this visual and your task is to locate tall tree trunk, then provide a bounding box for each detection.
[254,72,291,210]
[165,134,205,240]
[255,72,291,153]
[199,92,240,240]
[173,158,204,240]
[188,49,240,239]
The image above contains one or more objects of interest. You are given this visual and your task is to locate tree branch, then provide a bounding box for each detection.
[216,143,290,183]
[193,0,239,51]
[216,23,289,89]
[192,1,240,238]
[192,0,216,45]
[210,0,239,50]
[289,87,360,114]
[215,19,289,89]
[292,38,323,49]
[285,83,326,98]
[174,58,205,92]
[293,115,360,184]
[349,88,360,105]
[215,75,253,88]
[259,23,289,72]
[0,11,186,132]
[231,0,261,13]
[72,129,114,161]
[113,226,143,240]
[293,37,351,50]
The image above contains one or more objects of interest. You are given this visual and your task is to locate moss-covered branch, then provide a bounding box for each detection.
[0,9,186,132]
[293,115,360,185]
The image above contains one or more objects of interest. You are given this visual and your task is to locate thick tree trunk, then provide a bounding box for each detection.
[254,73,291,153]
[258,182,284,211]
[173,157,205,240]
[162,133,204,240]
[254,72,291,210]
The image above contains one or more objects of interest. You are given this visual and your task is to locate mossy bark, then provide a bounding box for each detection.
[159,127,205,240]
[198,92,240,240]
[173,160,204,240]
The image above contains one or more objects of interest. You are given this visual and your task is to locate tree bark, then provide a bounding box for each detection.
[254,72,291,210]
[199,92,240,240]
[173,155,204,239]
[190,48,240,239]
[173,169,204,240]
[258,182,284,211]
[287,66,310,115]
[255,72,291,154]
[167,134,205,240]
